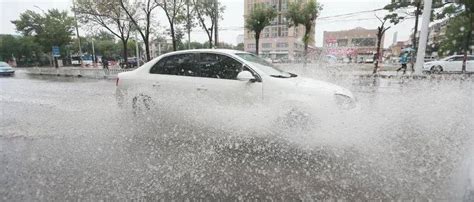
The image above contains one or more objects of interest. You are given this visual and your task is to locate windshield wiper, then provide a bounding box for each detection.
[270,75,290,78]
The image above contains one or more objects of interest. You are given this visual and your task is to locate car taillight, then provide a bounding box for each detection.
[116,77,119,86]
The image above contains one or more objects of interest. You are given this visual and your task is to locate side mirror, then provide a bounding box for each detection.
[236,71,256,82]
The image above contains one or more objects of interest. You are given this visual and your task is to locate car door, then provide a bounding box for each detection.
[147,53,199,108]
[466,56,474,72]
[445,56,463,72]
[194,52,263,107]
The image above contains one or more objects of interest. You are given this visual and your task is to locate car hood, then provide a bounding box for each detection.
[275,76,354,98]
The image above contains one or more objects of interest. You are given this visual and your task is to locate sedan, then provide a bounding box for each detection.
[0,62,14,76]
[116,49,356,127]
[423,55,474,73]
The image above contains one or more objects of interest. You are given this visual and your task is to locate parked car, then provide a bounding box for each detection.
[116,49,356,126]
[423,55,474,73]
[0,61,15,76]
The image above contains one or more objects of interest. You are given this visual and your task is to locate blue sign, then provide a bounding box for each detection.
[52,46,60,57]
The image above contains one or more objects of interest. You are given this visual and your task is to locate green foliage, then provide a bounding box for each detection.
[245,3,277,35]
[245,3,276,54]
[192,0,225,47]
[0,34,46,66]
[11,9,75,53]
[286,0,321,53]
[438,0,474,56]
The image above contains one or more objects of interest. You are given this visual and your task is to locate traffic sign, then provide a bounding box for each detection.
[52,46,60,57]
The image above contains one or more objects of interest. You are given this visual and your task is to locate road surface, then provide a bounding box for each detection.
[1,71,473,200]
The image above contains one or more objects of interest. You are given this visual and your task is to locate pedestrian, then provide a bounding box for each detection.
[102,56,109,69]
[396,51,409,75]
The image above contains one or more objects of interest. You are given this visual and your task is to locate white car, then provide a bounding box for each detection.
[423,55,474,73]
[116,49,356,125]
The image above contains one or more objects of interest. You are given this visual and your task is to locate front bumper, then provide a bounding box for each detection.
[0,71,14,75]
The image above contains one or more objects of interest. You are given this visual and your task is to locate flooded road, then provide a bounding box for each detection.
[1,71,473,200]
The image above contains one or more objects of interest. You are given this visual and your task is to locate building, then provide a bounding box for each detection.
[243,0,315,60]
[236,34,244,44]
[322,27,381,63]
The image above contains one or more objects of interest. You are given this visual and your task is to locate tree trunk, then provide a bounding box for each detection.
[462,10,473,73]
[144,39,151,62]
[411,2,421,72]
[122,39,128,68]
[255,32,260,55]
[170,25,177,51]
[208,36,213,48]
[374,32,382,74]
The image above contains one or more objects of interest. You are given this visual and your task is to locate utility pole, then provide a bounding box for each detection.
[214,0,218,48]
[414,0,432,75]
[72,0,83,58]
[187,0,191,49]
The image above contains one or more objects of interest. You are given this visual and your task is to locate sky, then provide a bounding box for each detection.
[0,0,419,48]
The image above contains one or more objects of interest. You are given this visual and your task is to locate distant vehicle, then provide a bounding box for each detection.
[364,58,374,63]
[0,62,15,76]
[423,55,474,73]
[424,56,436,62]
[71,56,82,66]
[71,55,94,67]
[116,49,357,126]
[121,57,141,68]
[322,55,337,64]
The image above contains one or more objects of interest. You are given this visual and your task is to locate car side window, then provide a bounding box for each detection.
[453,56,464,61]
[150,53,197,76]
[198,53,243,80]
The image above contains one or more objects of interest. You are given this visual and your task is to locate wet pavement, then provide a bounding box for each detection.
[0,71,473,201]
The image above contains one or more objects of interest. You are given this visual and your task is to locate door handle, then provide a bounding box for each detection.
[152,83,160,87]
[196,87,208,91]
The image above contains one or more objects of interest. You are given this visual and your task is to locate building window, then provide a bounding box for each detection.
[247,44,255,49]
[351,38,376,47]
[337,39,348,47]
[262,43,272,48]
[281,26,288,37]
[276,42,288,48]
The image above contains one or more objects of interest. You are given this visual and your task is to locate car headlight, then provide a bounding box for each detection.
[334,93,356,110]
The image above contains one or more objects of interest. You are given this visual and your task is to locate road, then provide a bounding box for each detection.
[1,71,473,200]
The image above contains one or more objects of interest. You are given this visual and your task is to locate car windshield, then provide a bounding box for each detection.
[235,53,293,78]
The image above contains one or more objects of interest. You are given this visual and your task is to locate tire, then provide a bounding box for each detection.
[132,94,153,116]
[275,103,315,132]
[430,65,443,74]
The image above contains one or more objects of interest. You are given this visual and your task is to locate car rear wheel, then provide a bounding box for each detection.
[132,94,153,116]
[430,65,443,74]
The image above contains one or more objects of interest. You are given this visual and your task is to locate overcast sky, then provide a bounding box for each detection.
[0,0,419,48]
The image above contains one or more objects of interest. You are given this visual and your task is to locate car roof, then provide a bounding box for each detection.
[161,49,248,56]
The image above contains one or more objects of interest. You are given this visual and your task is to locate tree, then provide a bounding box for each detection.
[158,0,186,51]
[0,34,44,66]
[74,0,134,67]
[384,0,444,71]
[373,14,403,74]
[192,0,224,48]
[12,9,75,66]
[245,3,276,55]
[119,0,160,61]
[437,0,473,72]
[286,0,321,58]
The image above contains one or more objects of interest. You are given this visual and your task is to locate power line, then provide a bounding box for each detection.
[318,8,385,20]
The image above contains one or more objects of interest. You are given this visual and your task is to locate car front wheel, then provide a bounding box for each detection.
[132,94,154,116]
[430,65,443,74]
